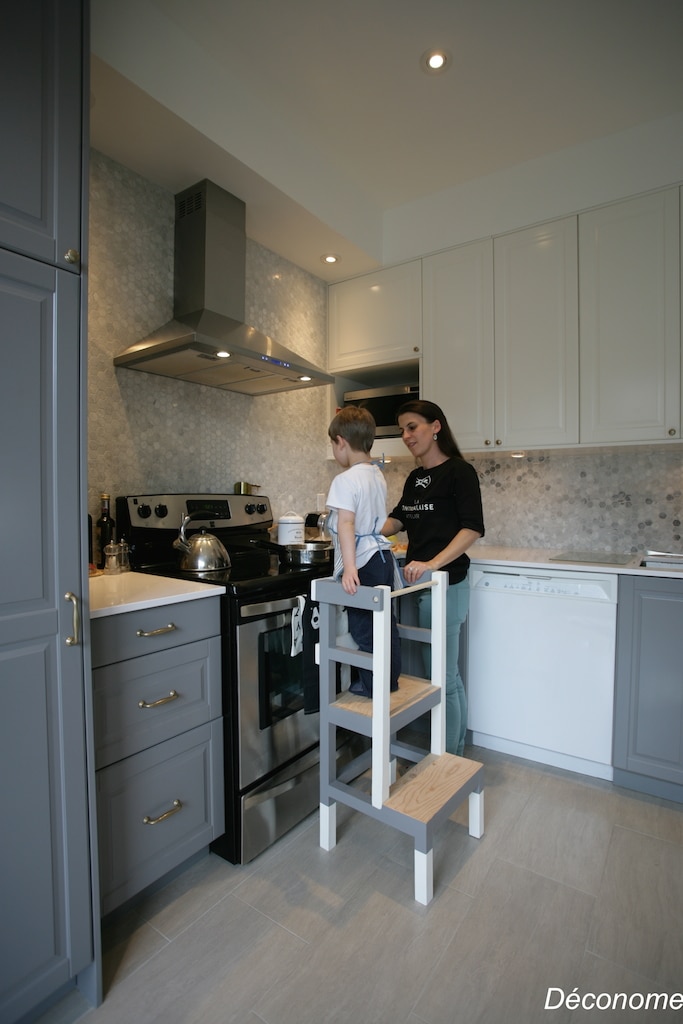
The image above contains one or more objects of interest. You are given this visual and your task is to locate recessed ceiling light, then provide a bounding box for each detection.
[421,48,451,74]
[216,350,230,358]
[321,253,340,265]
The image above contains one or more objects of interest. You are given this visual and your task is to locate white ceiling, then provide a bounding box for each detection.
[90,0,683,281]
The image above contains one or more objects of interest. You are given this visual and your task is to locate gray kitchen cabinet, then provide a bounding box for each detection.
[0,0,83,270]
[579,189,680,444]
[614,575,683,803]
[92,599,224,915]
[0,2,95,1022]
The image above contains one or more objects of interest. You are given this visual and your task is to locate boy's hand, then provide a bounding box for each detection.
[342,568,360,595]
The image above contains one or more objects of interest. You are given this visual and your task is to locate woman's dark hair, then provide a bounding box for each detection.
[396,399,463,459]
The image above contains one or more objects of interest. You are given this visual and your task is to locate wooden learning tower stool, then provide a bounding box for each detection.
[312,570,484,905]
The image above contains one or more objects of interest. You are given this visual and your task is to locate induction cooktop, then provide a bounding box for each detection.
[549,551,633,565]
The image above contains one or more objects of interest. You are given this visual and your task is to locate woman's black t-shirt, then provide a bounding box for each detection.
[389,458,485,583]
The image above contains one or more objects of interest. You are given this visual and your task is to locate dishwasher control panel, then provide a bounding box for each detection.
[471,568,617,602]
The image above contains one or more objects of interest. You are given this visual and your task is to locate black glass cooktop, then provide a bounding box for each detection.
[137,549,330,598]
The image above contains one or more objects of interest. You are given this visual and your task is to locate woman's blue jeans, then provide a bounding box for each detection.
[416,576,470,756]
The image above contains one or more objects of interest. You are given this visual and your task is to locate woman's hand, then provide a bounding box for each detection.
[403,560,430,582]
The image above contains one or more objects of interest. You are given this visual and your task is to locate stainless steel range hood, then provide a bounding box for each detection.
[114,180,334,395]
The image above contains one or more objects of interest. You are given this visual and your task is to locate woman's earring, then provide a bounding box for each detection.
[433,433,438,441]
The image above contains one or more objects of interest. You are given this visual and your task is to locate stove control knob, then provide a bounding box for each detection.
[154,503,168,519]
[256,503,268,515]
[137,503,152,519]
[245,503,256,514]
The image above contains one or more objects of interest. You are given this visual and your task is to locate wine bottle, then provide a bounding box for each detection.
[96,493,115,569]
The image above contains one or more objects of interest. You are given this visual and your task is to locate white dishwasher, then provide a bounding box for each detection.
[467,566,617,780]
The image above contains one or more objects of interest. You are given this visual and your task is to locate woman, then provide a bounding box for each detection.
[382,400,484,756]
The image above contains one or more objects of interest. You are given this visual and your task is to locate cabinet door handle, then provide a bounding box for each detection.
[143,799,182,825]
[64,248,80,264]
[64,591,80,646]
[138,690,179,709]
[136,623,177,638]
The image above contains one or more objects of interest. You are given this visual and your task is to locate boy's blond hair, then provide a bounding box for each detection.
[328,406,376,454]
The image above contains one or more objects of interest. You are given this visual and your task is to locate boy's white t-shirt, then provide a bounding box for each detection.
[326,462,392,578]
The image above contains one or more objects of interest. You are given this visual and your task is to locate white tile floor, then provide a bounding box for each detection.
[37,747,683,1024]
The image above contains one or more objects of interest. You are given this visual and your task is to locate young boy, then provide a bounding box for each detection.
[326,406,401,695]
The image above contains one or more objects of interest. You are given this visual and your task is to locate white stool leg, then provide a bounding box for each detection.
[320,802,337,851]
[468,789,484,839]
[414,848,433,905]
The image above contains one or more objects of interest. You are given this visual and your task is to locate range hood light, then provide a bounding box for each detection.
[216,350,230,358]
[299,375,312,382]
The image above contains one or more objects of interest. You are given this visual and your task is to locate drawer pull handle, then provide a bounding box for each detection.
[143,799,182,825]
[136,623,177,638]
[138,689,179,709]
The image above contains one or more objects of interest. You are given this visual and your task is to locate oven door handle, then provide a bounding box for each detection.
[240,596,302,618]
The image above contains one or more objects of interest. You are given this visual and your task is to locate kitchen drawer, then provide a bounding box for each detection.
[91,597,221,667]
[97,721,224,915]
[94,636,221,768]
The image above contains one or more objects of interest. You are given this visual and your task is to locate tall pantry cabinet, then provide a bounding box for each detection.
[0,3,98,1021]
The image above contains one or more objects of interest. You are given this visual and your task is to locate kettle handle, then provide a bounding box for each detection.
[175,509,216,547]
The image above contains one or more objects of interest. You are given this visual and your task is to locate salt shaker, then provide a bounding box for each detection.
[118,537,130,572]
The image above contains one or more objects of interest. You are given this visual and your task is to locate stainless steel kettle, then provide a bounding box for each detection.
[172,513,231,572]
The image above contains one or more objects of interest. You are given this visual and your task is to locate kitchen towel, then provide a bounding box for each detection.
[290,595,306,656]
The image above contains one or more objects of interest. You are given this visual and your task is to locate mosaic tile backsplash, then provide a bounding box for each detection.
[88,151,683,556]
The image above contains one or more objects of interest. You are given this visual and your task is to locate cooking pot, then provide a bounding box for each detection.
[172,513,231,572]
[249,538,333,567]
[234,481,259,495]
[281,541,333,566]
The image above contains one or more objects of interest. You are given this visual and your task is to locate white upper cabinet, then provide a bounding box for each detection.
[422,240,494,451]
[423,219,578,452]
[494,217,579,449]
[579,189,680,444]
[328,260,422,373]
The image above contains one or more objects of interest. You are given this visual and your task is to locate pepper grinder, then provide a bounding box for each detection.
[103,541,121,575]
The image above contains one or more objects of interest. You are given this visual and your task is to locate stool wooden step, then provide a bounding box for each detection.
[333,674,438,721]
[386,752,483,825]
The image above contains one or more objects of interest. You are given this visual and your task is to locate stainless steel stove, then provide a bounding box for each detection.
[117,493,332,863]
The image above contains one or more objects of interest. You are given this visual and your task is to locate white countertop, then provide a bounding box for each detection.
[469,544,683,578]
[89,571,226,618]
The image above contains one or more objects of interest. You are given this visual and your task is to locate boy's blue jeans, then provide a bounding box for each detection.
[346,551,402,695]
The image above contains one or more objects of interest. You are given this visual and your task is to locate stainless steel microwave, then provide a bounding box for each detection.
[343,384,419,438]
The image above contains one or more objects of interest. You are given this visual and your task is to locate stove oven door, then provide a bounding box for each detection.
[236,595,319,789]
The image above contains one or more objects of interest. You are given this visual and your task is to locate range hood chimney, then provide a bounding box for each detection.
[114,180,334,395]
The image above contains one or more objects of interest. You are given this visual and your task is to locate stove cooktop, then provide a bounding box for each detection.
[138,556,329,599]
[117,492,333,598]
